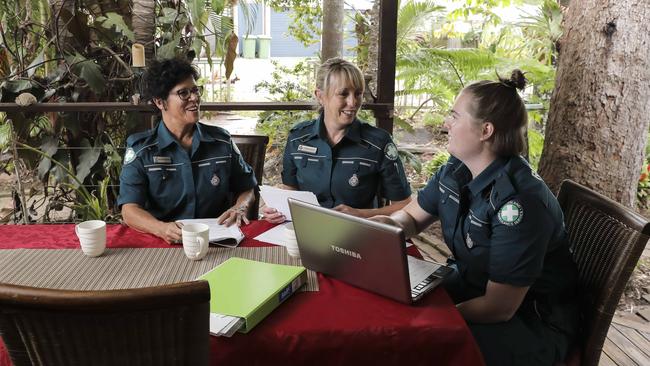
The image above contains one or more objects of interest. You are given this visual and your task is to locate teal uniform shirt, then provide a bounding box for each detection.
[418,155,579,365]
[118,122,257,221]
[282,116,411,208]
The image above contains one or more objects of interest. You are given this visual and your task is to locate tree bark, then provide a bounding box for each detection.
[365,0,380,100]
[132,0,156,62]
[538,0,650,207]
[321,0,344,62]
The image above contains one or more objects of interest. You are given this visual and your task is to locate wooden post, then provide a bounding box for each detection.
[374,0,398,134]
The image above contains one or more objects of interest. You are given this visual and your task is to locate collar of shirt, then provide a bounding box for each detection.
[306,113,363,144]
[155,121,177,150]
[155,121,211,155]
[466,156,509,197]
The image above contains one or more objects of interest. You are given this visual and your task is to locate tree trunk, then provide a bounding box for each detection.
[538,0,650,207]
[48,0,81,53]
[365,0,380,101]
[132,0,156,62]
[321,0,344,62]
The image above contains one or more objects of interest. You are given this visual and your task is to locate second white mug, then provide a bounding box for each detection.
[283,222,300,257]
[182,223,210,261]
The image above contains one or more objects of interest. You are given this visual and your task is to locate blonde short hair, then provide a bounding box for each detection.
[316,57,365,96]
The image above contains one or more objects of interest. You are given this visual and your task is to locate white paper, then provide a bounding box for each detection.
[177,218,244,247]
[209,313,243,337]
[259,185,319,221]
[253,224,291,247]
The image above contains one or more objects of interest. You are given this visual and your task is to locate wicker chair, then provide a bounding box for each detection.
[0,281,210,366]
[232,134,269,219]
[557,179,650,366]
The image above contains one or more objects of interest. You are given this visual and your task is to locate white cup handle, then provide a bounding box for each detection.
[75,225,79,236]
[187,236,207,260]
[197,236,208,259]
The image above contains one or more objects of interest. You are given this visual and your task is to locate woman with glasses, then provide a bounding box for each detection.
[262,58,412,223]
[118,57,257,243]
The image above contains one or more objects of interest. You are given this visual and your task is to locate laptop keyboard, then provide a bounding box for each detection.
[411,272,438,298]
[408,256,453,300]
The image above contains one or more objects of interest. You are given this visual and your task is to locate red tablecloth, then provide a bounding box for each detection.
[0,222,484,366]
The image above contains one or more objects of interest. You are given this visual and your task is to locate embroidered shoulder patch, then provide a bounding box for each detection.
[384,142,398,161]
[498,200,523,226]
[124,147,136,165]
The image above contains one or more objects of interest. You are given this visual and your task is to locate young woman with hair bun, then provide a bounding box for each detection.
[373,70,578,365]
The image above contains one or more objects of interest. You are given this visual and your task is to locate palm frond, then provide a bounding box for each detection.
[397,0,445,46]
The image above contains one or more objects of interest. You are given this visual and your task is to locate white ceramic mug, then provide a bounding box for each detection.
[75,220,107,257]
[283,222,300,257]
[182,223,210,261]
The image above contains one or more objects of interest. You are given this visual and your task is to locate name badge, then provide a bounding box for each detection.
[153,156,172,164]
[298,144,317,154]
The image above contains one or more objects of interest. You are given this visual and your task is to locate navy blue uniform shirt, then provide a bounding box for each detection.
[281,115,411,208]
[417,155,577,303]
[118,121,257,221]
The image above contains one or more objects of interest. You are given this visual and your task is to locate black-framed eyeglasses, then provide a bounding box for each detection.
[175,86,204,101]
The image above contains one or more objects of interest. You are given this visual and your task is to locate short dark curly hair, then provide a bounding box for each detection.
[143,57,200,101]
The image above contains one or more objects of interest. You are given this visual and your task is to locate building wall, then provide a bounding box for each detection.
[237,6,358,58]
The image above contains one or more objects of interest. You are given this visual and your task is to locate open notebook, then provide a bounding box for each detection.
[176,218,245,247]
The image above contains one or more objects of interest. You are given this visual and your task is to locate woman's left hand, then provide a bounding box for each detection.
[217,204,250,227]
[332,204,364,217]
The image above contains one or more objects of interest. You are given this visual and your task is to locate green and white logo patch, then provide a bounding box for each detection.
[384,142,398,161]
[498,200,523,226]
[124,147,136,165]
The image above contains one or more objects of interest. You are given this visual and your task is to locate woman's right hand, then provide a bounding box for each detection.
[261,206,286,224]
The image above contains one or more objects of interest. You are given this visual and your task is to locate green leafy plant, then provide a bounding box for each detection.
[0,0,261,222]
[17,141,116,221]
[255,60,318,147]
[422,150,450,179]
[638,161,650,208]
[527,127,544,171]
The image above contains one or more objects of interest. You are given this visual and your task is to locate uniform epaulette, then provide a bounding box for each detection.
[198,122,231,139]
[490,172,517,210]
[126,129,155,147]
[439,156,462,175]
[289,119,316,133]
[358,122,392,147]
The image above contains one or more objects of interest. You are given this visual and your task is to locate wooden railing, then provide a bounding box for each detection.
[0,101,393,113]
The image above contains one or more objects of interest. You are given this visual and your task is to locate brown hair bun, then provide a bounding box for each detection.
[499,69,527,91]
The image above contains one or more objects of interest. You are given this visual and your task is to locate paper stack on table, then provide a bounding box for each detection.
[209,314,245,337]
[259,185,319,221]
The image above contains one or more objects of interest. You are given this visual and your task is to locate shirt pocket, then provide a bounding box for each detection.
[196,159,231,192]
[146,164,182,197]
[458,211,491,272]
[339,159,377,190]
[294,154,325,188]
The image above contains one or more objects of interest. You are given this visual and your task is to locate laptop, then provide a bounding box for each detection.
[288,199,453,304]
